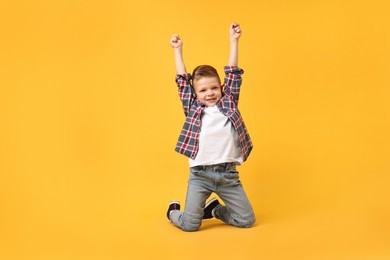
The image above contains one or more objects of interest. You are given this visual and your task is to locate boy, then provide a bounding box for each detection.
[167,23,255,232]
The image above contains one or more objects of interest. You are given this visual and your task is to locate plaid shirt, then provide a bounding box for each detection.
[175,66,253,162]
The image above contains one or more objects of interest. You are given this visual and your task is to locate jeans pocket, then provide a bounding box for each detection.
[189,168,204,182]
[223,172,241,187]
[224,172,238,179]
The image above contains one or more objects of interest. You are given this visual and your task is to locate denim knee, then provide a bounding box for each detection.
[180,214,202,232]
[181,223,201,232]
[232,214,256,228]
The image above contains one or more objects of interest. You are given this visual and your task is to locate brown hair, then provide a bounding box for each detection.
[191,65,221,86]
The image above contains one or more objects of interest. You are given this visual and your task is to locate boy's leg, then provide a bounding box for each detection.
[169,167,212,232]
[214,168,255,228]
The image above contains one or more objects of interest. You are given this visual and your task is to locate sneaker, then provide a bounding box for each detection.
[167,201,180,220]
[203,197,220,219]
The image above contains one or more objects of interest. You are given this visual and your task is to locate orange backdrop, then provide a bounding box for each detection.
[1,0,389,259]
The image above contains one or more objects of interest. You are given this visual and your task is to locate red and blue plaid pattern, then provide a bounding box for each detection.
[175,66,253,162]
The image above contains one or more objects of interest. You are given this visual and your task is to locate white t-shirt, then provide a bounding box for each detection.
[189,106,243,167]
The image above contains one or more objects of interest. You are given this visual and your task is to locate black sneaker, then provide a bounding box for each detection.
[167,201,180,220]
[203,197,220,219]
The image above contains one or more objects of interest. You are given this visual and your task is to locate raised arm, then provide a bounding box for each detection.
[170,34,195,115]
[228,22,242,66]
[170,34,186,74]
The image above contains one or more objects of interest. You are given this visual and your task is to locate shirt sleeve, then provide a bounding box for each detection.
[223,66,244,105]
[175,73,196,116]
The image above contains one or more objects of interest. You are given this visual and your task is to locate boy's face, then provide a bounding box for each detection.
[193,77,222,107]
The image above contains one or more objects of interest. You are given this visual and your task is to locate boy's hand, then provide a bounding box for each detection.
[230,22,242,40]
[170,34,183,48]
[170,34,186,74]
[228,22,241,66]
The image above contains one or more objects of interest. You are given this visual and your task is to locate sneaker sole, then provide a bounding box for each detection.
[167,201,181,221]
[205,197,218,208]
[169,201,180,209]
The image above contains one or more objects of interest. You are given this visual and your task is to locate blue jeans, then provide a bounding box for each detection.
[170,163,255,232]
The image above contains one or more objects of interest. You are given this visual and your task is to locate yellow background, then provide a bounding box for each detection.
[1,0,389,259]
